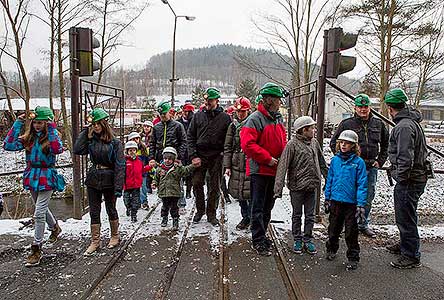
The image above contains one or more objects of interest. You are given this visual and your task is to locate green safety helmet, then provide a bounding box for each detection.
[88,107,109,123]
[156,100,172,114]
[33,106,54,121]
[255,94,263,104]
[259,82,284,98]
[203,87,221,100]
[354,94,370,107]
[384,88,408,105]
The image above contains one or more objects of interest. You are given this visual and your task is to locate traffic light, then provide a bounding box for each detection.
[326,27,358,79]
[70,27,100,77]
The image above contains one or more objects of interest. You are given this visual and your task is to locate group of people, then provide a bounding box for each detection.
[3,83,429,271]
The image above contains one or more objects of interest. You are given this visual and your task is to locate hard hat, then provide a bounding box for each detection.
[128,132,141,141]
[235,97,252,111]
[143,120,153,127]
[33,106,54,121]
[182,103,195,112]
[293,116,316,132]
[88,108,109,123]
[384,88,408,105]
[125,141,138,150]
[354,94,370,107]
[162,146,177,157]
[259,82,284,98]
[203,87,221,100]
[156,100,172,114]
[338,130,359,143]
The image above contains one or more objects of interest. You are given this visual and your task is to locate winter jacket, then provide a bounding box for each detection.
[330,113,389,169]
[124,155,144,190]
[240,103,287,176]
[388,106,428,183]
[149,119,187,163]
[177,113,194,164]
[3,120,64,191]
[73,128,125,194]
[324,152,368,207]
[223,119,251,200]
[187,106,231,159]
[274,134,328,196]
[153,163,195,198]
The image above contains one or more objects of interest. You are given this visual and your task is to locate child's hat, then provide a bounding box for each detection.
[125,141,138,150]
[128,131,141,141]
[338,130,358,143]
[162,146,177,157]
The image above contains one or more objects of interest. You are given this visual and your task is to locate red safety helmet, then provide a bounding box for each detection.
[182,103,195,112]
[226,105,236,116]
[234,97,252,111]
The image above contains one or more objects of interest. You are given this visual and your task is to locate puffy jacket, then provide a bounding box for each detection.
[274,134,328,195]
[388,107,428,183]
[3,120,64,191]
[124,156,144,190]
[73,128,125,194]
[223,119,251,200]
[187,106,231,159]
[330,113,389,168]
[240,103,287,176]
[153,163,195,198]
[324,152,368,207]
[149,119,187,163]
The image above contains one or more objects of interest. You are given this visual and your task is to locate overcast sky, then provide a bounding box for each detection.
[2,0,368,79]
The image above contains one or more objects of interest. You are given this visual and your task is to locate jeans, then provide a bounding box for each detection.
[290,190,315,243]
[140,176,152,205]
[250,174,276,246]
[239,199,251,221]
[394,181,426,260]
[326,201,360,262]
[87,187,118,224]
[359,167,378,230]
[31,190,56,245]
[124,188,140,217]
[161,197,180,219]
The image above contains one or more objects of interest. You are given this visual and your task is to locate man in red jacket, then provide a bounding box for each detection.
[240,83,287,256]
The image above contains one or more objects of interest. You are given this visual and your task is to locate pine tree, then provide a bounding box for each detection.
[191,84,206,107]
[142,97,157,120]
[235,79,258,102]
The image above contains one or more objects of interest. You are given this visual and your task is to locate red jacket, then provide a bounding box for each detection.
[240,103,287,176]
[124,156,145,190]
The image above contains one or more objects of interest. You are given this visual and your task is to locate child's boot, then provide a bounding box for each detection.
[172,218,179,230]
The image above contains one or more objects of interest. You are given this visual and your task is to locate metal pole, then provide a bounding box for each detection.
[69,27,82,220]
[171,16,177,107]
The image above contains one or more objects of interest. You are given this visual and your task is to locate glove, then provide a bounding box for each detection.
[115,191,122,198]
[324,200,331,214]
[356,206,366,225]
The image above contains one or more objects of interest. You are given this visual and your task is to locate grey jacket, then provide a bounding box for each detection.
[274,134,328,196]
[388,107,428,183]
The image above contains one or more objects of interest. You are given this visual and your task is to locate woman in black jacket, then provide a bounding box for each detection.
[73,108,125,256]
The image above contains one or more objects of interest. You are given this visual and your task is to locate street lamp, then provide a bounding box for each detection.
[161,0,195,106]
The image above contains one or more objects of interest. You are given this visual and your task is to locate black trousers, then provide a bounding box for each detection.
[161,197,179,219]
[124,188,140,217]
[326,201,360,261]
[87,187,118,225]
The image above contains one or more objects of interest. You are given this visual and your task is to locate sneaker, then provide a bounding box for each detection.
[386,243,401,255]
[235,218,250,230]
[208,218,220,226]
[346,260,358,270]
[390,256,421,269]
[131,215,137,223]
[161,217,168,227]
[48,223,62,243]
[293,240,303,254]
[193,213,204,224]
[304,241,317,255]
[25,244,42,267]
[172,218,179,231]
[253,243,272,256]
[325,251,336,261]
[360,227,376,238]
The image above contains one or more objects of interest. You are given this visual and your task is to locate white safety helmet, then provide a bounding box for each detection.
[293,116,316,132]
[338,130,359,143]
[143,120,153,127]
[162,146,177,157]
[128,131,141,141]
[125,141,138,150]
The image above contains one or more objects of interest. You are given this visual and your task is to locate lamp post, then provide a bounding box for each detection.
[161,0,195,106]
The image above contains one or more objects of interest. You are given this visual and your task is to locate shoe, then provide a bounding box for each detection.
[235,218,250,230]
[253,243,272,256]
[48,223,62,243]
[172,218,179,231]
[360,227,376,238]
[390,256,421,269]
[264,237,273,250]
[208,218,220,226]
[186,191,192,199]
[161,217,168,227]
[141,203,149,210]
[325,251,336,261]
[293,240,303,254]
[193,213,203,224]
[131,215,137,223]
[126,209,130,217]
[25,244,42,267]
[386,243,401,254]
[84,224,101,256]
[304,241,317,255]
[107,220,120,249]
[346,260,358,270]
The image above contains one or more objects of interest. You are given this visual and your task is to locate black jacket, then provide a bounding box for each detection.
[149,119,187,162]
[187,106,231,159]
[388,107,428,183]
[178,113,194,164]
[330,113,389,168]
[73,128,125,194]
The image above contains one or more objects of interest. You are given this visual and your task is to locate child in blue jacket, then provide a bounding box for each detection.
[324,130,367,270]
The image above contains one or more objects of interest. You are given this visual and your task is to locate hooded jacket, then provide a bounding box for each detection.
[388,106,428,183]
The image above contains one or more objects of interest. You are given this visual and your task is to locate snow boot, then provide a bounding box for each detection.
[107,220,120,249]
[48,223,62,243]
[25,244,42,267]
[84,224,101,256]
[172,218,179,231]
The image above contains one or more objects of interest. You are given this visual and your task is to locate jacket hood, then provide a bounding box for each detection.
[393,106,423,124]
